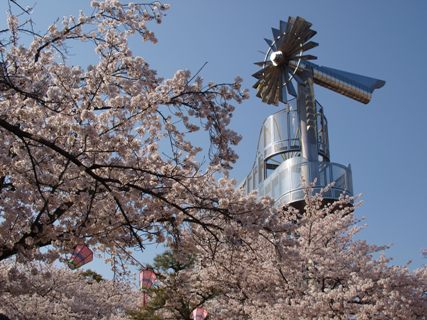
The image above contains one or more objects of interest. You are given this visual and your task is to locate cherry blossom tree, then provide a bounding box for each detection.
[0,261,139,319]
[0,0,270,270]
[177,192,427,320]
[126,192,427,319]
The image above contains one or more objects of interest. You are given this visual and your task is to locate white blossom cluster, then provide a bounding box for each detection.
[0,261,139,319]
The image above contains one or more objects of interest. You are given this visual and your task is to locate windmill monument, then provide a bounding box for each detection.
[242,17,385,209]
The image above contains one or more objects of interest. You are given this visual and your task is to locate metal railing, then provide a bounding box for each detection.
[248,157,353,205]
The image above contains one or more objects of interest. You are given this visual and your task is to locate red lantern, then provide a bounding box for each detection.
[139,269,157,307]
[139,269,157,289]
[67,244,93,270]
[192,307,208,320]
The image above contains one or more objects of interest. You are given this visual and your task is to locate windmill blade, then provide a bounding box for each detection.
[280,20,288,33]
[264,38,276,51]
[271,27,282,41]
[285,24,315,56]
[290,54,317,61]
[300,41,318,52]
[280,18,312,55]
[277,16,298,51]
[297,15,312,29]
[286,77,297,98]
[288,16,306,35]
[253,79,261,89]
[267,76,280,105]
[252,80,263,98]
[252,72,262,80]
[258,67,281,105]
[282,65,297,98]
[254,60,272,67]
[252,68,271,90]
[273,84,281,105]
[291,16,310,35]
[258,68,276,93]
[262,66,277,83]
[293,16,312,37]
[279,18,300,53]
[303,30,317,42]
[273,27,288,49]
[252,65,271,79]
[286,16,297,33]
[254,80,268,98]
[287,18,314,53]
[262,68,280,94]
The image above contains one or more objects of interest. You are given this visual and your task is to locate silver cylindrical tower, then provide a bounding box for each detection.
[241,99,352,209]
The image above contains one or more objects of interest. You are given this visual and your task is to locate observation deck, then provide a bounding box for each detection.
[241,99,353,209]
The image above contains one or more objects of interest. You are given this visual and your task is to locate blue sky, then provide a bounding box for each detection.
[1,0,426,276]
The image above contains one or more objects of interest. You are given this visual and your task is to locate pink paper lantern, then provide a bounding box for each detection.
[139,269,157,289]
[67,244,93,270]
[192,307,208,320]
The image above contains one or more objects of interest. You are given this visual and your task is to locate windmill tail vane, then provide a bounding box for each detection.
[291,60,385,104]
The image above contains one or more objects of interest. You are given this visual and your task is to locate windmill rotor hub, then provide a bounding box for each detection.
[270,51,285,66]
[253,17,320,105]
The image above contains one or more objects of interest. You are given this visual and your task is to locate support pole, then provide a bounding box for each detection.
[296,71,319,185]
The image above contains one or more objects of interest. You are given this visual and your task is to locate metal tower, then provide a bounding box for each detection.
[242,17,385,209]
